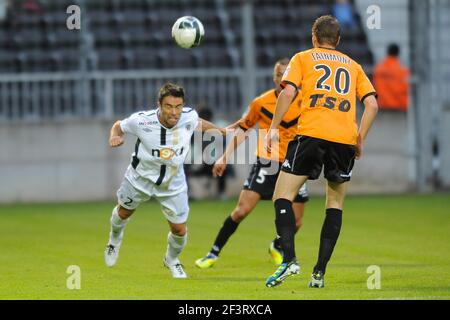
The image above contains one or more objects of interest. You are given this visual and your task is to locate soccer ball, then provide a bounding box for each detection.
[171,16,205,49]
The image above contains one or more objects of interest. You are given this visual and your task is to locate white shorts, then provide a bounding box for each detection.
[117,174,189,224]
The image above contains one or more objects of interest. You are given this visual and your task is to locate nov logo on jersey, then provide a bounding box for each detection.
[152,147,184,160]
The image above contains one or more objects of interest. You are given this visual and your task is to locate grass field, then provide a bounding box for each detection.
[1,194,449,300]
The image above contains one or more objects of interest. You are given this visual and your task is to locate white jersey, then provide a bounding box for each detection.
[120,106,199,196]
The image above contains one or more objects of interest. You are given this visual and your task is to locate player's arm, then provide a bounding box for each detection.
[356,64,379,159]
[109,120,125,147]
[197,118,226,136]
[356,95,378,159]
[213,126,250,177]
[270,84,296,130]
[264,84,296,152]
[213,99,261,176]
[225,119,242,131]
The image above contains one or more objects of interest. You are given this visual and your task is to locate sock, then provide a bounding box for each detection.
[273,236,282,250]
[273,217,300,250]
[109,206,129,246]
[274,199,296,263]
[210,216,239,256]
[165,231,187,263]
[314,208,343,274]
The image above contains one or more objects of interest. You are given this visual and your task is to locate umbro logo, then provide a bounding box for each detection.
[280,209,286,214]
[282,160,291,169]
[162,207,175,217]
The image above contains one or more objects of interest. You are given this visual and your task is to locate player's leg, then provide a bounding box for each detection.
[272,172,308,263]
[164,220,188,278]
[309,181,346,288]
[293,182,310,231]
[309,181,347,288]
[309,141,355,288]
[265,172,307,287]
[108,205,134,247]
[266,136,324,287]
[105,177,147,267]
[195,189,261,269]
[158,191,190,278]
[293,203,306,231]
[269,183,308,265]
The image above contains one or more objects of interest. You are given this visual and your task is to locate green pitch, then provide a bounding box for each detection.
[1,194,449,300]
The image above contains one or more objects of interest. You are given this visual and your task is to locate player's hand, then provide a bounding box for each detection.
[109,136,124,147]
[264,129,278,154]
[212,157,227,177]
[355,134,363,160]
[225,120,240,131]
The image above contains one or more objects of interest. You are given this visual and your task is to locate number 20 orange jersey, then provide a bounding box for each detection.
[281,47,376,145]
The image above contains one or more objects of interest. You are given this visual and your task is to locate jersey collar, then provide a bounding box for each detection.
[317,46,337,51]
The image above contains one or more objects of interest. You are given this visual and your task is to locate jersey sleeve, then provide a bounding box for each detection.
[119,112,141,135]
[356,64,377,102]
[281,53,303,90]
[238,98,261,131]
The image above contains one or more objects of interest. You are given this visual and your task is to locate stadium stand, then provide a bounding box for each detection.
[0,0,373,72]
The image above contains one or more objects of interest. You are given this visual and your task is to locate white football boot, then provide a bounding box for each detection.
[104,244,121,267]
[104,233,123,267]
[163,256,187,278]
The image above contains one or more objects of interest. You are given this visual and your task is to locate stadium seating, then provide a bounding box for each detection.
[0,0,373,72]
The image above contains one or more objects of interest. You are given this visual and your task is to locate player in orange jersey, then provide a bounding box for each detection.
[195,58,309,269]
[264,15,378,288]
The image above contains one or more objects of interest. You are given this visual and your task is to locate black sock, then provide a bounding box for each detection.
[210,216,239,256]
[273,236,282,250]
[273,219,300,249]
[274,198,296,263]
[314,208,342,274]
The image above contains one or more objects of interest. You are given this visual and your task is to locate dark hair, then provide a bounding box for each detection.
[387,43,400,56]
[158,82,185,104]
[312,15,341,47]
[275,57,290,66]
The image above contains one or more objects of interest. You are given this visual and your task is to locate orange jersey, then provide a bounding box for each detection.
[282,47,376,145]
[238,89,302,162]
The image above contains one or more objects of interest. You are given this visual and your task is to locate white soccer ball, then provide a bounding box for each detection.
[171,16,205,49]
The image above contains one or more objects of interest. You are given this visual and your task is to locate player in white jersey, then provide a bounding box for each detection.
[104,83,225,278]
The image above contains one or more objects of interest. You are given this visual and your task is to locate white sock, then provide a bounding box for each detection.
[165,231,187,264]
[109,206,129,246]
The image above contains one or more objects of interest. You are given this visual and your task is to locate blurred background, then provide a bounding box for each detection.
[0,0,449,202]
